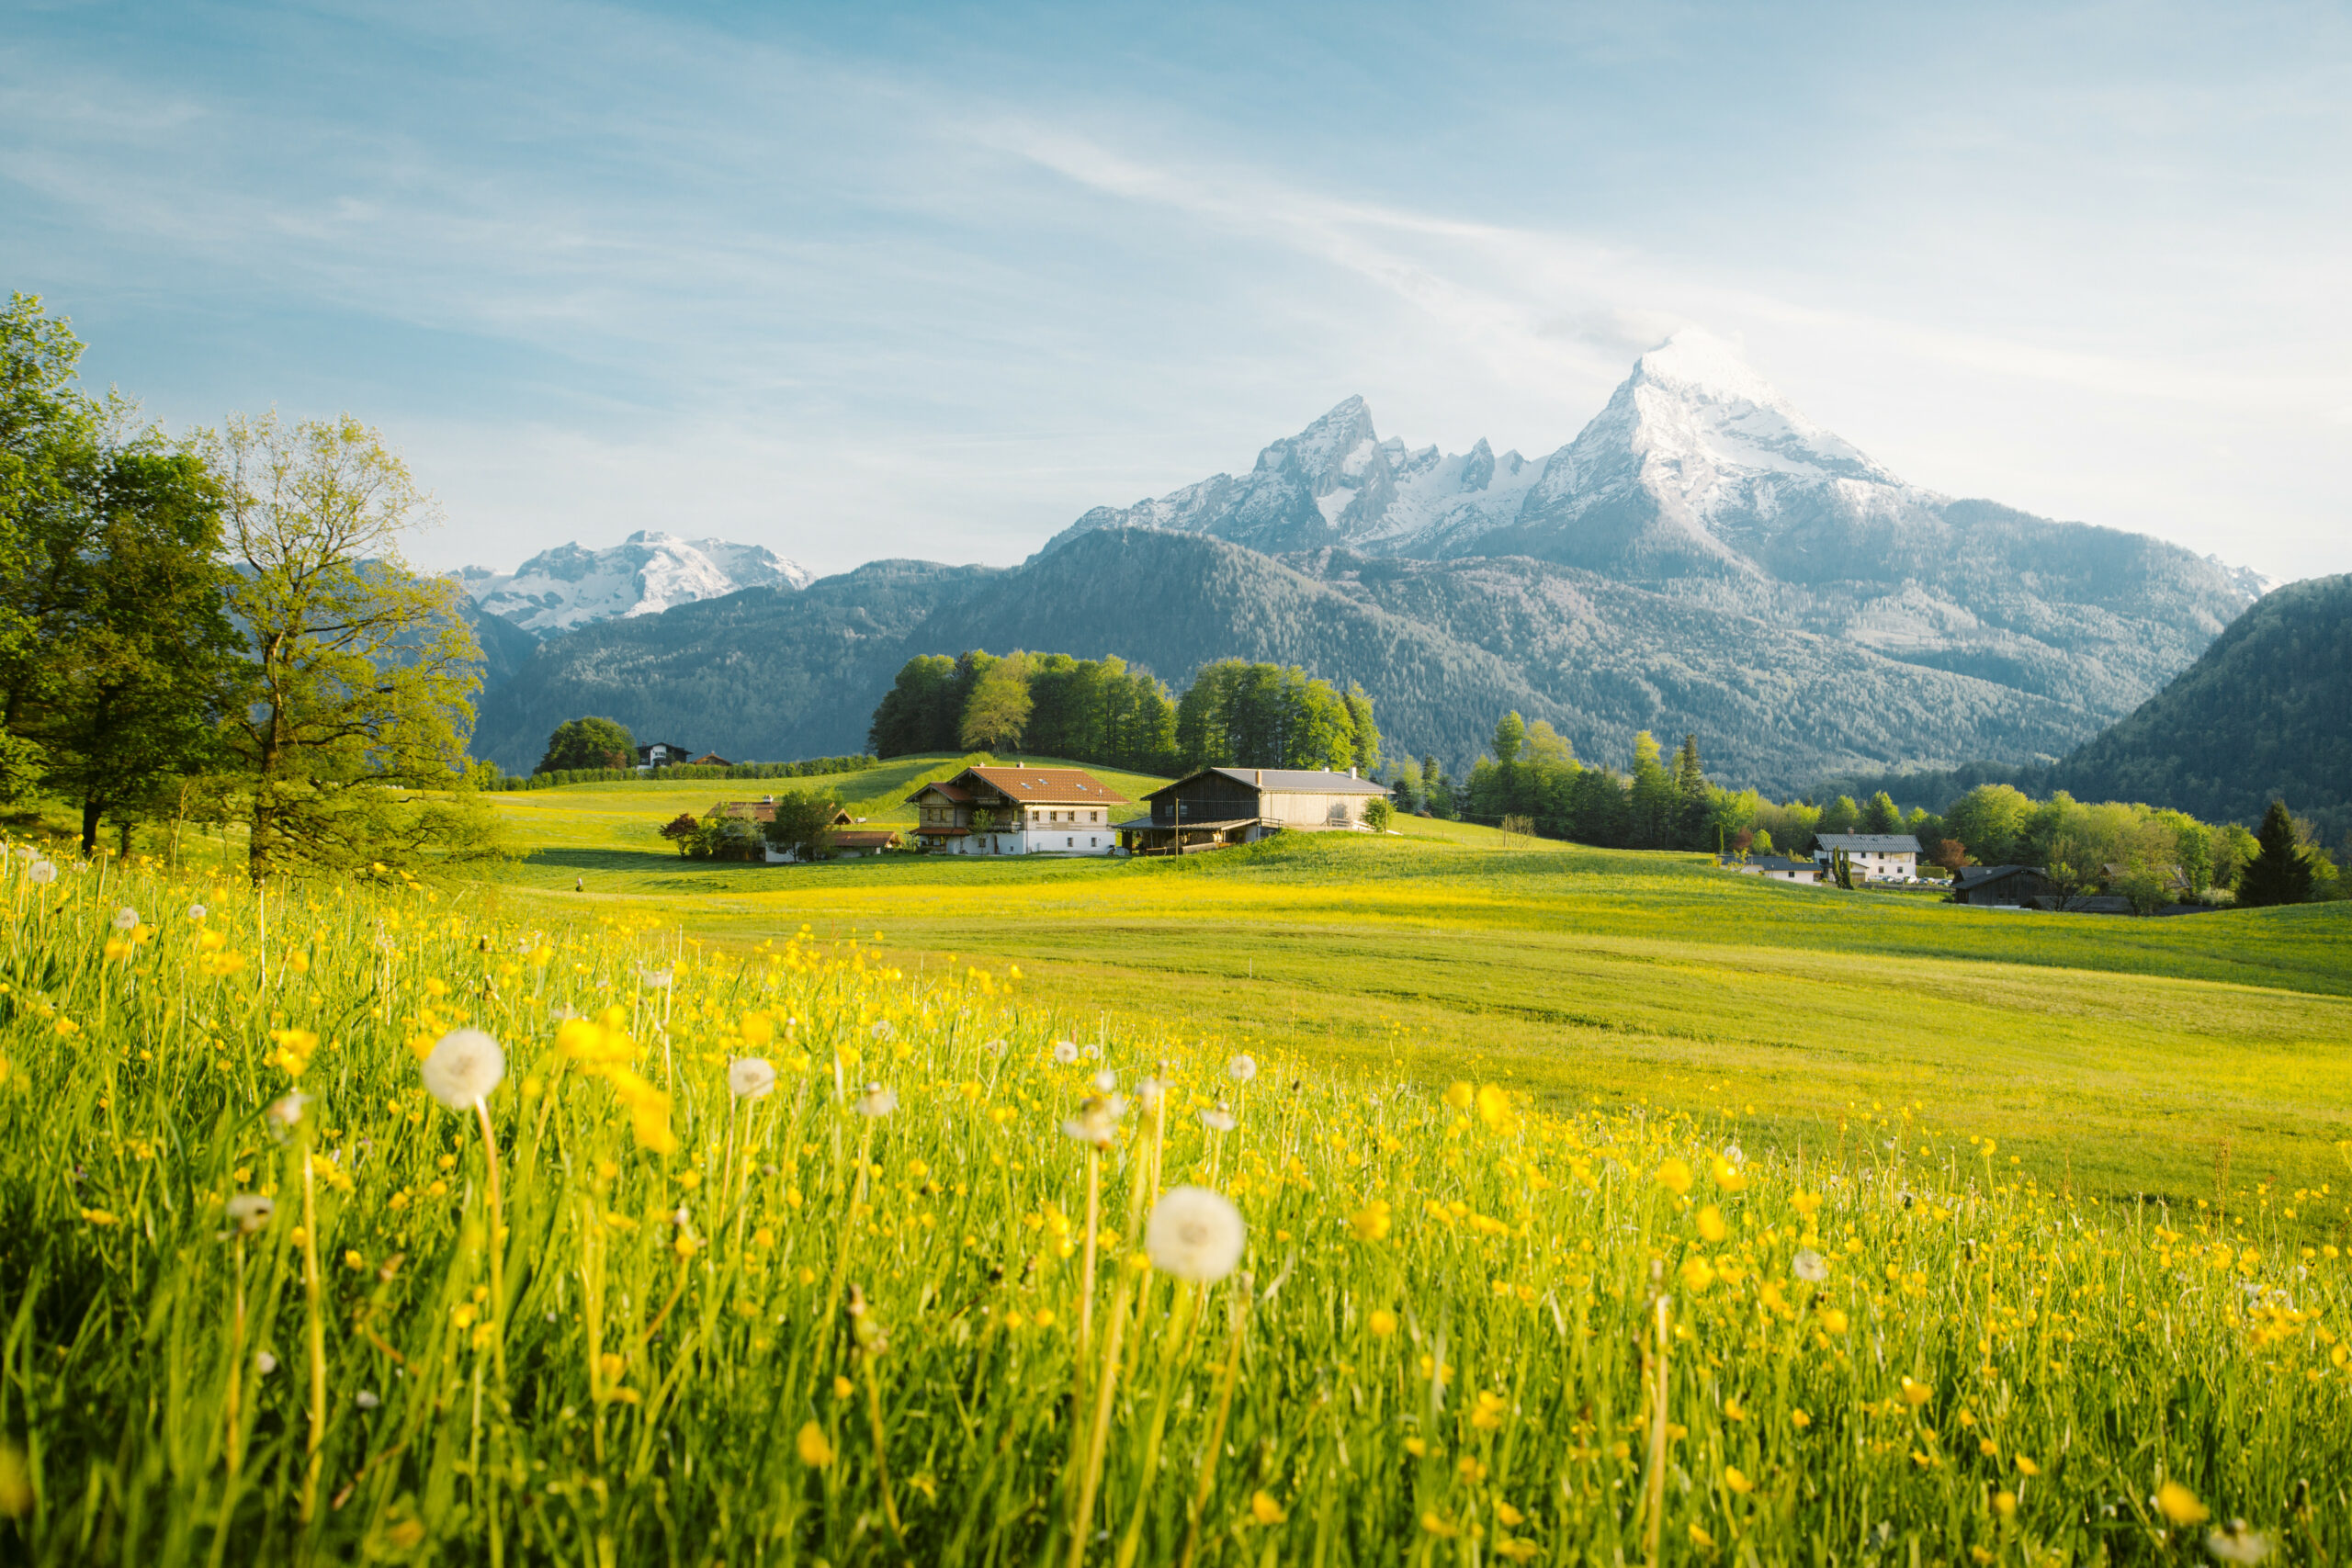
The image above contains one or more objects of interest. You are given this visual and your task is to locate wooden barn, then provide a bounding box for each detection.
[1116,766,1389,855]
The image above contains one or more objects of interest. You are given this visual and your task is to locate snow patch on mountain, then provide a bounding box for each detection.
[462,530,813,637]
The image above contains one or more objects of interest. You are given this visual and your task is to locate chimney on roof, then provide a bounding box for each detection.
[1349,766,1357,779]
[1254,768,1262,786]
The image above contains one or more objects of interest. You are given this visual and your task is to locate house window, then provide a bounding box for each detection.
[1066,836,1074,847]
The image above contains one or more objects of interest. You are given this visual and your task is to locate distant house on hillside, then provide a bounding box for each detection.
[691,751,733,767]
[1118,766,1389,855]
[711,797,777,823]
[1719,853,1820,885]
[1813,833,1923,882]
[1951,865,2054,906]
[637,741,693,770]
[906,766,1129,856]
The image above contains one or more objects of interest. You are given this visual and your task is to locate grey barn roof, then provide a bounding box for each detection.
[1145,767,1389,799]
[1814,834,1923,853]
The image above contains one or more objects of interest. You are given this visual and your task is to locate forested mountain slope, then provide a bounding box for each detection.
[2055,573,2352,842]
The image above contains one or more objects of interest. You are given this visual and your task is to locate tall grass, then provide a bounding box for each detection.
[0,842,2340,1562]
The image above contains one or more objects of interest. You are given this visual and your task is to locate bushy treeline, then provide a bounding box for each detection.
[496,756,876,791]
[868,651,1379,776]
[1410,710,2340,907]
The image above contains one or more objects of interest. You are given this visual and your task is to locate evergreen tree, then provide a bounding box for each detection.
[866,655,959,756]
[2235,800,2315,907]
[1860,790,1904,835]
[1492,711,1525,764]
[1818,795,1861,837]
[1343,682,1380,773]
[1627,731,1676,848]
[1670,734,1712,848]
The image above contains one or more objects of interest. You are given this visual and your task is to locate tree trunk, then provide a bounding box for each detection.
[82,795,102,858]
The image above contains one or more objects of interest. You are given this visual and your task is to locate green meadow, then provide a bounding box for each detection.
[479,759,2352,1218]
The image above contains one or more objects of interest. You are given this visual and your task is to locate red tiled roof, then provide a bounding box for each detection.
[831,829,900,849]
[960,766,1130,805]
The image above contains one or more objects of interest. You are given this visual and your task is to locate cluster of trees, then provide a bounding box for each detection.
[1412,709,2339,908]
[1396,716,1741,852]
[525,715,871,787]
[660,789,844,863]
[868,651,1378,776]
[0,295,500,878]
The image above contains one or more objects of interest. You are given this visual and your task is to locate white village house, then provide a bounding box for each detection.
[1717,853,1822,885]
[905,766,1130,856]
[1812,833,1924,882]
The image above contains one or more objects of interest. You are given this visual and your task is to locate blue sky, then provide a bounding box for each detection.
[5,0,2347,580]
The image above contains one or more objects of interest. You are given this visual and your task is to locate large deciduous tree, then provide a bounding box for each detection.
[538,716,638,773]
[210,411,501,881]
[0,295,241,846]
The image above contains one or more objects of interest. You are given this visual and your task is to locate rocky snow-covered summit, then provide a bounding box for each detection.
[460,530,813,637]
[1043,330,2265,725]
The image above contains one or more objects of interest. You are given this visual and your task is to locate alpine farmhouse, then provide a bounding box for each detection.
[906,766,1130,856]
[1117,767,1390,855]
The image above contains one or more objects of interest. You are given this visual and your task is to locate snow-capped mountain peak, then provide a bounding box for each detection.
[463,530,813,637]
[1614,329,1897,491]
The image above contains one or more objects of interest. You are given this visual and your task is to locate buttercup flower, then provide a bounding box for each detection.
[226,1194,275,1235]
[1227,1055,1258,1083]
[1145,1186,1246,1283]
[421,1029,506,1109]
[855,1083,898,1117]
[729,1056,777,1100]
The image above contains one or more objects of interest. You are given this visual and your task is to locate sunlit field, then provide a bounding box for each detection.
[2,842,2346,1563]
[469,767,2352,1217]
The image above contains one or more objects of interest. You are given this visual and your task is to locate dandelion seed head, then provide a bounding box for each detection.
[356,1390,380,1410]
[112,907,139,931]
[421,1029,506,1109]
[254,1351,278,1375]
[265,1092,311,1139]
[1792,1249,1829,1283]
[187,904,206,921]
[1200,1103,1238,1133]
[1145,1186,1246,1283]
[1052,1041,1080,1066]
[226,1194,274,1235]
[855,1083,898,1118]
[1091,1069,1117,1094]
[1227,1055,1258,1083]
[729,1057,777,1100]
[27,861,54,886]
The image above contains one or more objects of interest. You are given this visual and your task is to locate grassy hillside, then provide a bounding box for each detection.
[478,778,2352,1213]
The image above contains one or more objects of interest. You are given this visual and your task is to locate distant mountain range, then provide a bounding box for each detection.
[458,529,812,637]
[461,334,2276,798]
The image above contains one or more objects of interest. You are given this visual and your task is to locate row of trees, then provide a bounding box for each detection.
[0,294,500,878]
[1410,710,2336,907]
[868,651,1379,776]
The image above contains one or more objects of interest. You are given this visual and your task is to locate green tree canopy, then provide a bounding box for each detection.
[539,716,638,773]
[959,655,1033,751]
[1491,711,1525,764]
[210,411,499,882]
[761,787,843,862]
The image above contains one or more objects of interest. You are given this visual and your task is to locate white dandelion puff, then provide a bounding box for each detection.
[1722,1144,1746,1168]
[226,1194,275,1235]
[254,1351,278,1375]
[1792,1249,1828,1283]
[870,1020,895,1042]
[1199,1103,1238,1133]
[420,1029,506,1109]
[639,967,673,989]
[27,860,55,886]
[1137,1077,1166,1111]
[980,1037,1008,1057]
[265,1091,311,1140]
[1227,1055,1258,1084]
[1145,1187,1247,1283]
[1061,1096,1125,1146]
[855,1082,898,1118]
[1051,1041,1080,1066]
[729,1056,777,1100]
[187,904,207,921]
[2207,1522,2273,1563]
[1091,1069,1118,1094]
[112,907,139,931]
[355,1390,380,1410]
